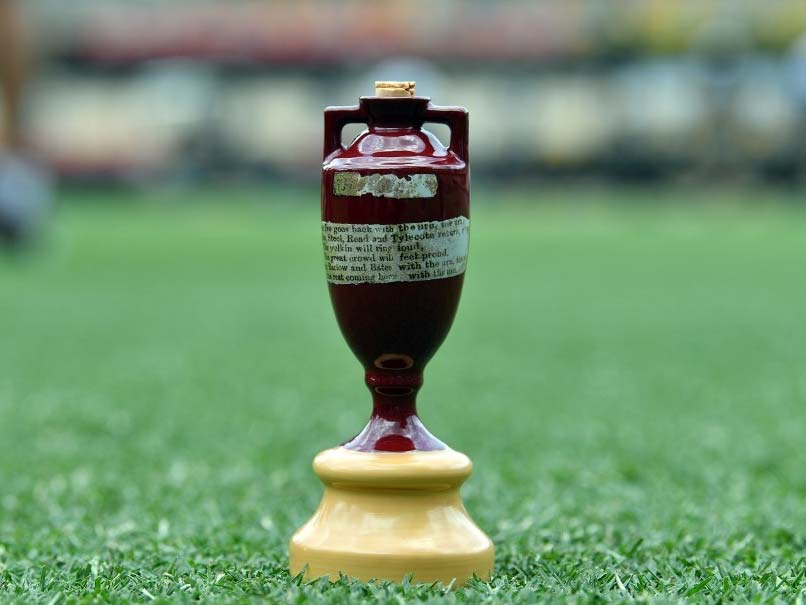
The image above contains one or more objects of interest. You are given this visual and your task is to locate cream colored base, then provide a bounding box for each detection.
[289,447,494,586]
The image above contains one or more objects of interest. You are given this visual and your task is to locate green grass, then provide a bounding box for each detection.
[1,185,805,604]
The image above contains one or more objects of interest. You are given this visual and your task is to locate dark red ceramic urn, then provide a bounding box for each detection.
[290,82,491,586]
[321,81,470,452]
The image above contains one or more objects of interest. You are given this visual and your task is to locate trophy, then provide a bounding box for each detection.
[290,82,493,586]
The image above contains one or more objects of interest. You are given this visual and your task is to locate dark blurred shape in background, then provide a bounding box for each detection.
[5,0,806,187]
[0,0,51,247]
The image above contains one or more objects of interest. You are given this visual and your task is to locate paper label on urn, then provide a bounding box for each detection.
[333,173,437,198]
[322,217,469,285]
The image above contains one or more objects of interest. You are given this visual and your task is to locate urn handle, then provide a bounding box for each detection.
[422,105,469,164]
[323,105,368,160]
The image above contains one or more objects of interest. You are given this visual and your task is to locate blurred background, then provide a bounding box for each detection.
[2,2,806,600]
[6,0,806,187]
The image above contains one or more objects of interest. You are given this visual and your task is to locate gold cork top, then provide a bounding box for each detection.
[375,81,416,97]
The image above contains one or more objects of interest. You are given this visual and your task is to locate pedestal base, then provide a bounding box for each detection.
[289,447,493,586]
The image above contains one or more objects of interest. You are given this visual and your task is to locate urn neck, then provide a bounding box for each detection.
[359,96,430,128]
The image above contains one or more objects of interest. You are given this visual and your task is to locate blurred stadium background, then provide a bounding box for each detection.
[3,3,806,601]
[13,0,806,186]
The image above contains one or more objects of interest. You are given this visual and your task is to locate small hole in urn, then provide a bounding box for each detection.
[424,122,451,149]
[375,387,414,397]
[341,123,365,147]
[374,354,414,370]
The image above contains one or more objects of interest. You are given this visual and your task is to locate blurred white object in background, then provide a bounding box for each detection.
[614,61,709,158]
[532,77,616,166]
[219,78,320,173]
[732,60,800,160]
[27,65,213,177]
[28,78,169,173]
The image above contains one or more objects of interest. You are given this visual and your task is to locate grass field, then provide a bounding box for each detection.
[1,186,805,604]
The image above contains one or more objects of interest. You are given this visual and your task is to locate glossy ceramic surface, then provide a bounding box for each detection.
[322,95,470,452]
[290,93,492,587]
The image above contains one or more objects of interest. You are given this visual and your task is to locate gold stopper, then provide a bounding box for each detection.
[375,81,416,97]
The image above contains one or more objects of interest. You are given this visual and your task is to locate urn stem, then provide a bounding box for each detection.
[341,371,446,452]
